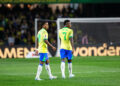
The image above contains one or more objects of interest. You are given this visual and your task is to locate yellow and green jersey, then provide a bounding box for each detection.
[59,27,73,50]
[37,28,48,53]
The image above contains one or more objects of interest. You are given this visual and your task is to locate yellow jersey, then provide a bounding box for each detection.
[59,27,73,50]
[37,28,48,53]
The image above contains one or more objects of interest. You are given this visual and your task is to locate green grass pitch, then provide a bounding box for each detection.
[0,56,120,86]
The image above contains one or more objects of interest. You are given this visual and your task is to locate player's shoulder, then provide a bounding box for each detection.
[59,28,63,32]
[42,29,48,34]
[68,28,73,32]
[38,29,48,34]
[38,30,41,34]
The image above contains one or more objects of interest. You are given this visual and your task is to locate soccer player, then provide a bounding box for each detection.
[59,20,75,78]
[35,21,57,80]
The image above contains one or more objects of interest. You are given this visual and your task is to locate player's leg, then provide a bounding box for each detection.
[35,53,44,80]
[67,50,75,78]
[45,60,52,78]
[60,49,67,78]
[61,58,66,78]
[45,59,57,80]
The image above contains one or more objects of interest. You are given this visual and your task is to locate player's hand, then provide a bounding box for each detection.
[35,49,38,55]
[52,46,56,51]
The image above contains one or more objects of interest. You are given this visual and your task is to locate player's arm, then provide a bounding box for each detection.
[59,30,61,42]
[69,30,74,53]
[44,32,56,51]
[35,38,38,49]
[35,35,39,55]
[44,40,56,51]
[70,37,74,53]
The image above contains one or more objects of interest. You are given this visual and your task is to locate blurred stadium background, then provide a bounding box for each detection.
[0,0,120,86]
[1,3,120,57]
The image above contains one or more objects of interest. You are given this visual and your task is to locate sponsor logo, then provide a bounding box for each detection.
[0,43,120,58]
[73,43,120,56]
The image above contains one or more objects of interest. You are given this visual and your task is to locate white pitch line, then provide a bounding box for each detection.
[0,70,120,76]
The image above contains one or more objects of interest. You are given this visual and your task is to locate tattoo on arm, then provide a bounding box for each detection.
[44,40,54,48]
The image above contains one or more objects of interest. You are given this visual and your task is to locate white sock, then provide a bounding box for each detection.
[45,64,52,77]
[35,64,43,79]
[61,62,65,77]
[68,62,72,75]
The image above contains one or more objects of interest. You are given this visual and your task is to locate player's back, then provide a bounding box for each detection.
[59,27,73,50]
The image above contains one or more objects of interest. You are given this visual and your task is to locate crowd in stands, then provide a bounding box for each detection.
[0,4,82,46]
[0,4,120,46]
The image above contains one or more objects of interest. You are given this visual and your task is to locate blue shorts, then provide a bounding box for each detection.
[39,53,49,62]
[60,49,73,60]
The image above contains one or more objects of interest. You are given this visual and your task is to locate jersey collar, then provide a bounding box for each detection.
[63,27,69,29]
[42,28,47,31]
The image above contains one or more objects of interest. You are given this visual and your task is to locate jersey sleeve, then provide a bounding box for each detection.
[69,30,73,38]
[59,30,61,39]
[44,31,48,40]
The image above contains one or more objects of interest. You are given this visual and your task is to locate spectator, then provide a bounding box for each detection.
[8,33,15,46]
[0,39,4,46]
[0,4,77,46]
[82,34,88,45]
[55,6,60,14]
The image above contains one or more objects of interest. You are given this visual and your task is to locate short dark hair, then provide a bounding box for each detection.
[64,20,70,26]
[41,21,48,27]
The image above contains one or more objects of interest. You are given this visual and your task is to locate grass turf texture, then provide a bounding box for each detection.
[0,56,120,86]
